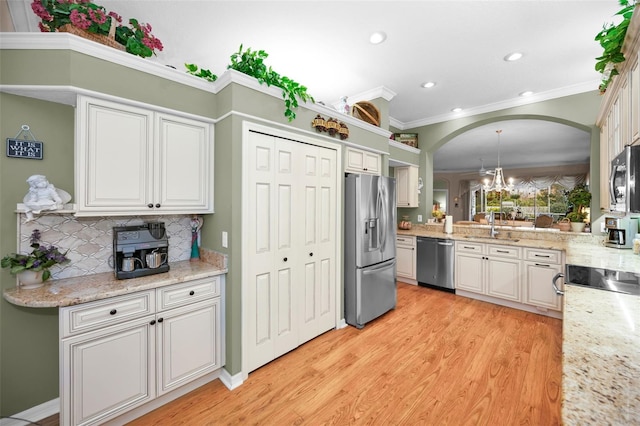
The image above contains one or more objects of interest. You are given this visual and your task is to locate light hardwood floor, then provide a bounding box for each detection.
[126,282,562,425]
[39,282,562,425]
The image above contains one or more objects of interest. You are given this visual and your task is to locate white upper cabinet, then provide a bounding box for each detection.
[395,165,419,208]
[345,146,381,175]
[75,96,213,216]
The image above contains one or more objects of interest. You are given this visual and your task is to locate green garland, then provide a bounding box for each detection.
[595,0,637,93]
[185,44,314,121]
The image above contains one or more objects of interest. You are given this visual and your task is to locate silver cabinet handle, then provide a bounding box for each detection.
[552,272,565,296]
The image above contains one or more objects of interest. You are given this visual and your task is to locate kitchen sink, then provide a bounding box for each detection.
[464,235,520,243]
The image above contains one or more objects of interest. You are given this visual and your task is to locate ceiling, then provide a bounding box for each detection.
[6,0,619,171]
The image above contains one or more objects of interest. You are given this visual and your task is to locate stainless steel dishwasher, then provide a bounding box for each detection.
[417,237,455,292]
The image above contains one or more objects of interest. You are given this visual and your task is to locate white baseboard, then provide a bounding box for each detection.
[218,368,243,390]
[1,398,59,426]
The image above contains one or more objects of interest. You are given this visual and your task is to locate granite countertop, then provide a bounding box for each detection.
[3,257,227,308]
[397,224,640,274]
[562,284,640,425]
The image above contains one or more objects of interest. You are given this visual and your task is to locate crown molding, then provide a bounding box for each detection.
[391,80,601,130]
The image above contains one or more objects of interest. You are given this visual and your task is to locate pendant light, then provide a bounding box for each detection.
[483,130,515,192]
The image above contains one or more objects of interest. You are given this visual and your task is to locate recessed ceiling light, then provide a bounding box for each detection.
[421,81,436,88]
[519,90,533,97]
[369,31,387,44]
[504,52,523,62]
[451,107,462,113]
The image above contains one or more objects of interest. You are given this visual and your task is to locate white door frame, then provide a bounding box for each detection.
[241,120,343,380]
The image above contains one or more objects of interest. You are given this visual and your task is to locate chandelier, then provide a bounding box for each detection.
[483,130,515,192]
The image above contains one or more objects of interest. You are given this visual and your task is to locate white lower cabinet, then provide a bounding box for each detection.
[455,242,520,301]
[396,236,416,282]
[60,276,224,426]
[455,241,562,317]
[523,248,564,311]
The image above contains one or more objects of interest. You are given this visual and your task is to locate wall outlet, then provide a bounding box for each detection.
[222,231,228,248]
[417,214,423,222]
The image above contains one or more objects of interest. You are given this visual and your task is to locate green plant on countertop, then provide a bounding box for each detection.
[185,44,314,121]
[565,183,592,222]
[1,229,69,281]
[595,0,637,93]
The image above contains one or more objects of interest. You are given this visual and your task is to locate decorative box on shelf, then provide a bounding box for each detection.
[393,133,418,148]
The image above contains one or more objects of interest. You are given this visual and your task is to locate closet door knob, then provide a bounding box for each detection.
[109,309,117,315]
[189,290,195,296]
[309,252,313,257]
[283,257,288,262]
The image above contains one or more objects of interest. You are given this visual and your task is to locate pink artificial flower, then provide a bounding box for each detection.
[38,22,51,32]
[31,1,53,21]
[70,9,91,30]
[88,8,107,24]
[142,35,163,52]
[107,11,122,23]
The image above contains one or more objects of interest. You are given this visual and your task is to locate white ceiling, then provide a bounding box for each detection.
[7,0,618,171]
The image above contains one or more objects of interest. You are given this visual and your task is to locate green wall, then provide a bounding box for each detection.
[0,94,74,415]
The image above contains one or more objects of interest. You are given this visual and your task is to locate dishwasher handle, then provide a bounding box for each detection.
[552,272,565,296]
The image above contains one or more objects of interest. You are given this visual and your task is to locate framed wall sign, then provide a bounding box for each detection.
[6,124,44,160]
[6,138,44,160]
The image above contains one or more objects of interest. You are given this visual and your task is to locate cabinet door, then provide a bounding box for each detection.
[455,253,484,293]
[156,298,221,395]
[345,147,381,175]
[524,261,563,311]
[61,316,155,426]
[632,58,639,143]
[395,166,419,208]
[396,245,416,280]
[155,113,213,213]
[298,144,338,345]
[486,257,521,302]
[76,96,153,212]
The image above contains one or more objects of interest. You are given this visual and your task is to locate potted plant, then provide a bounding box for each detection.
[1,229,69,289]
[565,184,592,232]
[30,0,163,58]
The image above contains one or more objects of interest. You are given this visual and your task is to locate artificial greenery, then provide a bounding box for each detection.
[185,63,217,82]
[185,44,314,121]
[595,0,637,93]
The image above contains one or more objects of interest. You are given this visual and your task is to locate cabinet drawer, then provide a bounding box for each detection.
[396,236,416,248]
[524,248,561,264]
[455,241,484,253]
[61,291,155,338]
[157,276,220,311]
[487,245,520,259]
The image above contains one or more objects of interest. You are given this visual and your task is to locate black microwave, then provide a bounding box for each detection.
[610,145,640,213]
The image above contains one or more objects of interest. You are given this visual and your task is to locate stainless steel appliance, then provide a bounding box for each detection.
[344,173,397,329]
[604,216,639,249]
[113,222,170,279]
[417,237,455,292]
[610,145,640,213]
[553,264,640,296]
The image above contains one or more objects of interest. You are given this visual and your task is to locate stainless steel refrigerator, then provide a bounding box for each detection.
[344,173,397,329]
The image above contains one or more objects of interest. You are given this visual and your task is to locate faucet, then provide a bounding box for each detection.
[489,212,499,238]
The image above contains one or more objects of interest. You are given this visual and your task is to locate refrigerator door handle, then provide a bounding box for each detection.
[362,259,396,274]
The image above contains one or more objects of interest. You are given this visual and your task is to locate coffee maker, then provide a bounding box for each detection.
[113,222,170,279]
[604,216,639,249]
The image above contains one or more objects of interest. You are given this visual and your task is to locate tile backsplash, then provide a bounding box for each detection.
[17,214,197,279]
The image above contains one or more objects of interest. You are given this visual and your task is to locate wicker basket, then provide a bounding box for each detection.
[554,218,571,232]
[352,101,381,127]
[58,23,125,51]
